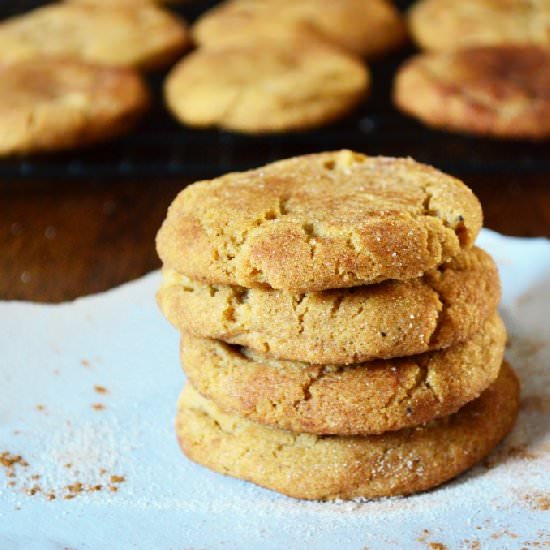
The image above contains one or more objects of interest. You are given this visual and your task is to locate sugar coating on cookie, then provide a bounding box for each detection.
[394,45,550,140]
[193,0,406,57]
[0,58,149,155]
[177,363,518,500]
[409,0,550,51]
[159,246,500,364]
[180,313,506,435]
[157,151,483,292]
[0,3,189,69]
[164,34,369,133]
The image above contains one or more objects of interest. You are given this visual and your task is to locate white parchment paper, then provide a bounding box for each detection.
[0,229,548,550]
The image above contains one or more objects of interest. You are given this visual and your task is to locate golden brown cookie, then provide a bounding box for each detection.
[409,0,550,51]
[180,313,505,435]
[0,3,189,70]
[159,247,500,364]
[164,33,369,133]
[394,45,550,140]
[193,0,406,57]
[72,0,184,4]
[0,57,149,156]
[176,362,519,500]
[156,151,483,292]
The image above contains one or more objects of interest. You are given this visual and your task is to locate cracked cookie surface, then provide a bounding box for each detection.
[157,151,482,291]
[0,57,149,155]
[409,0,550,51]
[176,362,519,500]
[180,313,505,435]
[192,0,406,57]
[164,34,369,133]
[0,3,189,70]
[159,247,499,364]
[394,45,550,140]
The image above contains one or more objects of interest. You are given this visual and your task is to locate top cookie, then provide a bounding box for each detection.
[157,151,482,292]
[193,0,406,58]
[0,3,189,70]
[409,0,550,51]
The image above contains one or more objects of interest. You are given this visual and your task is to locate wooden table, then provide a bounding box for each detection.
[1,173,549,302]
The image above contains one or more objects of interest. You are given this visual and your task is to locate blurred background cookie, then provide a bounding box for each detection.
[164,34,369,132]
[193,0,407,57]
[71,0,188,4]
[0,2,190,70]
[409,0,550,51]
[0,57,149,155]
[394,45,550,140]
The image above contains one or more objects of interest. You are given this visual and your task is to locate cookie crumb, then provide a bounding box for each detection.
[522,492,550,511]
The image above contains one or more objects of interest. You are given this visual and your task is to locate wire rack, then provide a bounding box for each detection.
[0,0,549,180]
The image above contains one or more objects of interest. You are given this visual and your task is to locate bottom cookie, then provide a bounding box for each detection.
[176,363,519,500]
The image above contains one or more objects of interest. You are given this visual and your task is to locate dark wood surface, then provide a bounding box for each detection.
[1,173,549,302]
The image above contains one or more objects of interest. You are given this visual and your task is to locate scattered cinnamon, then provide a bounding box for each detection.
[522,492,550,511]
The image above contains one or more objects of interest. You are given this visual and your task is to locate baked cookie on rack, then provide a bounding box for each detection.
[0,57,149,155]
[0,2,189,70]
[409,0,550,51]
[394,45,550,140]
[193,0,406,57]
[164,33,369,133]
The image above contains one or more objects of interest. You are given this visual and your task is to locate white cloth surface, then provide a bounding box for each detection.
[0,229,548,549]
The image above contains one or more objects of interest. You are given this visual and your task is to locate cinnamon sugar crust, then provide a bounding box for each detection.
[157,152,482,292]
[159,246,499,364]
[176,362,519,500]
[180,314,506,435]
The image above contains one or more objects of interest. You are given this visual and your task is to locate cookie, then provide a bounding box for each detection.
[0,3,189,70]
[409,0,550,51]
[180,313,505,435]
[164,33,369,133]
[72,0,184,4]
[193,0,406,57]
[0,57,149,156]
[156,151,483,292]
[394,45,550,140]
[177,362,518,500]
[159,246,499,364]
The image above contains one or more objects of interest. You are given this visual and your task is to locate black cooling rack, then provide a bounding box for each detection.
[1,0,549,180]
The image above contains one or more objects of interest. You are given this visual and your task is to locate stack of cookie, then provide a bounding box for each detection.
[156,150,519,501]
